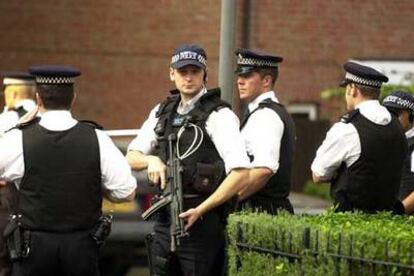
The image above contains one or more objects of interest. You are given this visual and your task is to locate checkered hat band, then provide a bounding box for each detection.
[36,76,74,84]
[237,57,279,67]
[171,51,207,66]
[345,72,382,88]
[383,95,414,111]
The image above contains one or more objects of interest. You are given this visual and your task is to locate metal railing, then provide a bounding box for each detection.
[234,222,414,275]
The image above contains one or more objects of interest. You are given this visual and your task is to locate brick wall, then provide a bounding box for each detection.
[0,0,413,128]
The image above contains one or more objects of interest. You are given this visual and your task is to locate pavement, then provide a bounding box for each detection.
[289,192,331,215]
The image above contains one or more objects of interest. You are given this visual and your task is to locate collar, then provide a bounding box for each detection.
[177,87,207,115]
[39,110,78,131]
[355,99,391,125]
[354,99,381,110]
[248,91,279,112]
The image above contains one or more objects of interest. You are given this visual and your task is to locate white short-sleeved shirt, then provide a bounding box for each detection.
[0,99,36,134]
[0,110,137,200]
[311,100,392,181]
[406,128,414,173]
[240,91,284,173]
[128,88,250,173]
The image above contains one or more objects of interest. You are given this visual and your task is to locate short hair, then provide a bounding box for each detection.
[354,83,380,99]
[258,67,279,87]
[37,84,74,110]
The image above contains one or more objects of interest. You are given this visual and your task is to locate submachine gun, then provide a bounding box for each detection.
[142,133,188,252]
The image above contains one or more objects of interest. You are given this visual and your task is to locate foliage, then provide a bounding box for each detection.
[320,84,414,102]
[302,180,332,201]
[228,211,414,275]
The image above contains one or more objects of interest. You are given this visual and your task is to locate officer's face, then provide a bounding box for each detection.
[237,72,264,102]
[170,65,205,96]
[398,110,413,132]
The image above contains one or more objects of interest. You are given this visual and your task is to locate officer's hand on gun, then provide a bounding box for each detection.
[179,208,201,231]
[147,156,167,189]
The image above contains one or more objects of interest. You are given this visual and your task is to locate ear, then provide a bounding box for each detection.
[71,92,77,108]
[261,75,272,88]
[35,93,43,107]
[350,84,359,98]
[169,68,175,81]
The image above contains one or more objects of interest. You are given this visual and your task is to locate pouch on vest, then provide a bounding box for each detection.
[193,161,225,195]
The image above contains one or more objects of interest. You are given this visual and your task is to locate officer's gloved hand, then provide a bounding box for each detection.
[392,200,405,215]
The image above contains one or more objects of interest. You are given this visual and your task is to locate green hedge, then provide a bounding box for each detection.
[321,84,414,102]
[228,211,414,275]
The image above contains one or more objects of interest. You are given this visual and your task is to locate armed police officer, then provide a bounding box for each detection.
[0,72,36,134]
[234,49,295,214]
[311,61,407,213]
[382,91,414,214]
[127,44,249,275]
[0,65,137,276]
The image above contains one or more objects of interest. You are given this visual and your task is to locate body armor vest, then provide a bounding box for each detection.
[154,88,230,196]
[399,136,414,200]
[18,121,102,232]
[240,99,295,214]
[331,110,407,212]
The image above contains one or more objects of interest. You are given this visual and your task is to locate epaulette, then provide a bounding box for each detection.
[340,109,360,123]
[5,117,40,133]
[156,93,180,118]
[79,120,104,130]
[258,98,284,109]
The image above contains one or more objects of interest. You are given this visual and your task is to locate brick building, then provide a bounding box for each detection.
[1,0,413,189]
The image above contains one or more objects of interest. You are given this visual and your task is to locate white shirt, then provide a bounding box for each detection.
[0,99,36,133]
[311,100,392,181]
[128,88,250,173]
[0,110,137,200]
[406,128,414,173]
[241,91,284,173]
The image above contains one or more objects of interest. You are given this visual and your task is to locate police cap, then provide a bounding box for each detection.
[235,49,283,75]
[28,65,81,85]
[340,61,388,89]
[383,91,414,114]
[2,71,35,86]
[170,44,207,70]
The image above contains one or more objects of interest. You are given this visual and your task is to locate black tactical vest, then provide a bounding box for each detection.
[11,106,27,118]
[18,121,102,232]
[399,136,414,200]
[331,110,407,212]
[154,88,230,196]
[240,99,295,214]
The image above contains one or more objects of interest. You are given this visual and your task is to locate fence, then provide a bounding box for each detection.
[228,212,414,276]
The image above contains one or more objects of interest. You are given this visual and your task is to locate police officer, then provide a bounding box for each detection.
[0,72,36,276]
[0,65,137,276]
[127,44,249,275]
[311,61,407,213]
[382,91,414,213]
[0,72,36,134]
[234,49,295,214]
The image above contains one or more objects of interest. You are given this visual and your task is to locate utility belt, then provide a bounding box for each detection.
[3,213,113,261]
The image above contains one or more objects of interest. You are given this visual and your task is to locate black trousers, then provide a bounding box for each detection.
[151,208,226,276]
[12,230,99,276]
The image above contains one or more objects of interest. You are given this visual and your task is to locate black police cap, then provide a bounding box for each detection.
[28,65,81,85]
[170,44,207,70]
[1,71,35,85]
[235,49,283,75]
[383,91,414,113]
[340,61,388,88]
